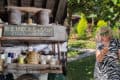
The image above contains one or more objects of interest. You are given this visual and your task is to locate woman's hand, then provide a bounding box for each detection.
[101,47,109,55]
[96,47,109,62]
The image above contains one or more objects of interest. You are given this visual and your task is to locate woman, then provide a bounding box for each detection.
[94,27,120,80]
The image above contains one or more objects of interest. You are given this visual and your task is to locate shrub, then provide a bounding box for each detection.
[92,20,108,37]
[77,13,88,39]
[96,20,108,32]
[112,27,120,39]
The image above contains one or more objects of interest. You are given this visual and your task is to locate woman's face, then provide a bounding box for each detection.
[101,35,110,42]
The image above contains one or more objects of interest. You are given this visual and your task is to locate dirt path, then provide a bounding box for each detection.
[68,49,95,62]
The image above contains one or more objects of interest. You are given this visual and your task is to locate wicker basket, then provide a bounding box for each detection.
[26,51,40,64]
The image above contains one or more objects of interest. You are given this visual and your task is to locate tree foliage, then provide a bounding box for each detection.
[97,20,108,28]
[67,0,120,26]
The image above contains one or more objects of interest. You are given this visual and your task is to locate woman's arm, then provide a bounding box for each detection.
[96,47,108,62]
[118,49,120,59]
[118,39,120,59]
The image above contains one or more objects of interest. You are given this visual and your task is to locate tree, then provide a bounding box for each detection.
[67,0,80,35]
[77,13,88,39]
[67,0,120,26]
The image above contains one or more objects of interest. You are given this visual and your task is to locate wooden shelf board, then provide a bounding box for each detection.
[0,37,66,43]
[5,63,63,73]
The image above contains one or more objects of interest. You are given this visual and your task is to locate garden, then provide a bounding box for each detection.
[67,0,120,80]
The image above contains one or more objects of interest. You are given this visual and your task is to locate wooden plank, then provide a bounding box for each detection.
[49,64,62,70]
[62,5,67,24]
[1,24,67,42]
[7,0,18,6]
[49,70,62,73]
[21,0,32,7]
[5,63,63,73]
[0,37,66,42]
[3,25,54,37]
[7,69,62,74]
[6,6,51,13]
[55,0,67,24]
[0,0,5,12]
[7,64,49,70]
[46,0,59,23]
[46,0,56,12]
[57,43,61,63]
[6,64,62,69]
[34,0,46,8]
[34,0,43,8]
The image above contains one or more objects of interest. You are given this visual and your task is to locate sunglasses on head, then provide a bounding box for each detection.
[100,31,109,36]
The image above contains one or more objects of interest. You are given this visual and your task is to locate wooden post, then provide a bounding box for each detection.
[0,0,5,12]
[55,0,67,24]
[34,0,44,8]
[57,42,61,64]
[0,25,3,54]
[52,43,55,55]
[46,0,58,22]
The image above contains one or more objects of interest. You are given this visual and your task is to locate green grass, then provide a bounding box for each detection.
[67,49,84,58]
[68,40,96,57]
[67,55,95,80]
[68,40,96,49]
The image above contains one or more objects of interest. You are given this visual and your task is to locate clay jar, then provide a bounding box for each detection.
[9,9,21,25]
[36,10,50,25]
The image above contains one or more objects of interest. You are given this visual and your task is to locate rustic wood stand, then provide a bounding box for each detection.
[0,24,67,80]
[0,0,67,79]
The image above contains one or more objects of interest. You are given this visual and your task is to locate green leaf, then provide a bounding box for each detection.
[77,0,80,3]
[88,14,97,18]
[109,7,114,13]
[111,0,118,5]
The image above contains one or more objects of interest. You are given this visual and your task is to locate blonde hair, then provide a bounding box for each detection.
[95,26,112,42]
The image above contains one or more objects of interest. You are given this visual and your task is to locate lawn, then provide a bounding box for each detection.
[67,55,96,80]
[67,49,83,58]
[68,40,96,49]
[68,39,96,57]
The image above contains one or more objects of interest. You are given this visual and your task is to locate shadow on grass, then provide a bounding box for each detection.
[67,55,95,80]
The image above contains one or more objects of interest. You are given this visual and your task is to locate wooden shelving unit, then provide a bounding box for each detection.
[0,24,67,77]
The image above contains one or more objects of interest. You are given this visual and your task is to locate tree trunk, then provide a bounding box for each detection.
[67,8,72,36]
